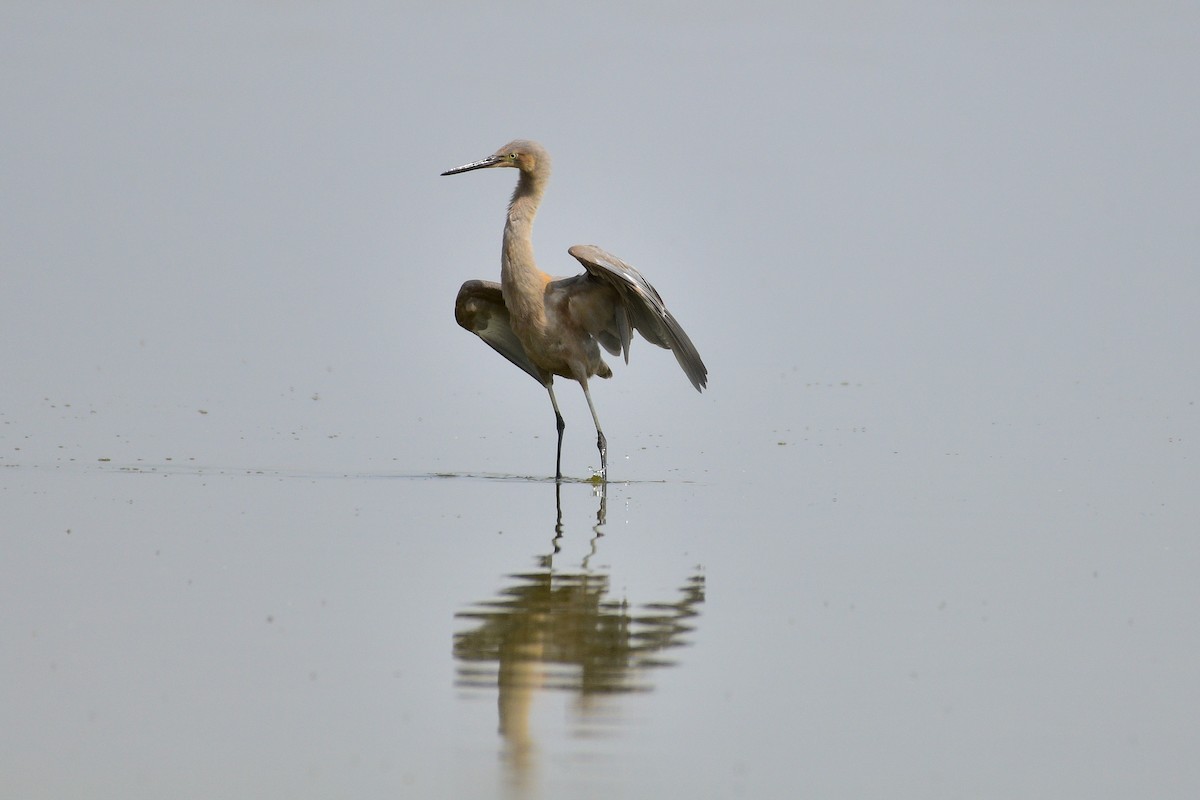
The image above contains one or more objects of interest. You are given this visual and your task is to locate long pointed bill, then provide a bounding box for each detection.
[441,154,503,176]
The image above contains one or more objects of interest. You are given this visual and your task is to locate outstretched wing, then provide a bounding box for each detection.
[454,280,545,384]
[568,244,707,391]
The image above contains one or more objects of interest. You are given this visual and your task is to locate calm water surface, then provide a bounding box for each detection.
[5,393,1197,798]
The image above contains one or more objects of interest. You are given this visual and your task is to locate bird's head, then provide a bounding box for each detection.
[441,139,550,178]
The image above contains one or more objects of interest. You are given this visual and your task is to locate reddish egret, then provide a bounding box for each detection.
[442,139,706,480]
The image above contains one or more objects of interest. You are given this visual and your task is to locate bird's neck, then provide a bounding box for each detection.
[500,172,550,326]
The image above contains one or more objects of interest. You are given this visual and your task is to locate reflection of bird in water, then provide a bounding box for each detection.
[457,565,705,785]
[458,569,705,691]
[453,486,705,790]
[443,140,707,481]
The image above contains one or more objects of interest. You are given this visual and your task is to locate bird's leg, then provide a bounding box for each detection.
[546,382,565,481]
[580,380,607,480]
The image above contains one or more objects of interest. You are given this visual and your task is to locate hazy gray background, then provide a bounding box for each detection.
[3,3,1198,798]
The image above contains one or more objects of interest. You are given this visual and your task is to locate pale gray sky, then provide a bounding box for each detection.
[5,3,1196,476]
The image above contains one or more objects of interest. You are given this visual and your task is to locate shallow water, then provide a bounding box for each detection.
[6,397,1198,798]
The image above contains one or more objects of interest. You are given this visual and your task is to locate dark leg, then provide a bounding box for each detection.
[547,383,565,481]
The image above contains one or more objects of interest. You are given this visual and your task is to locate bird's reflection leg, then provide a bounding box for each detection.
[546,382,566,481]
[552,479,564,550]
[580,380,607,480]
[581,483,606,570]
[595,481,607,527]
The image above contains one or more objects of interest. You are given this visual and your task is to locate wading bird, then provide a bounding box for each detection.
[443,140,706,480]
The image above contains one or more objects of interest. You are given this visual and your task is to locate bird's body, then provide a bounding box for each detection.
[444,140,706,480]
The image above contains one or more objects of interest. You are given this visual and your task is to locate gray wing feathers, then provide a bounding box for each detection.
[454,280,545,384]
[592,304,634,360]
[568,244,708,392]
